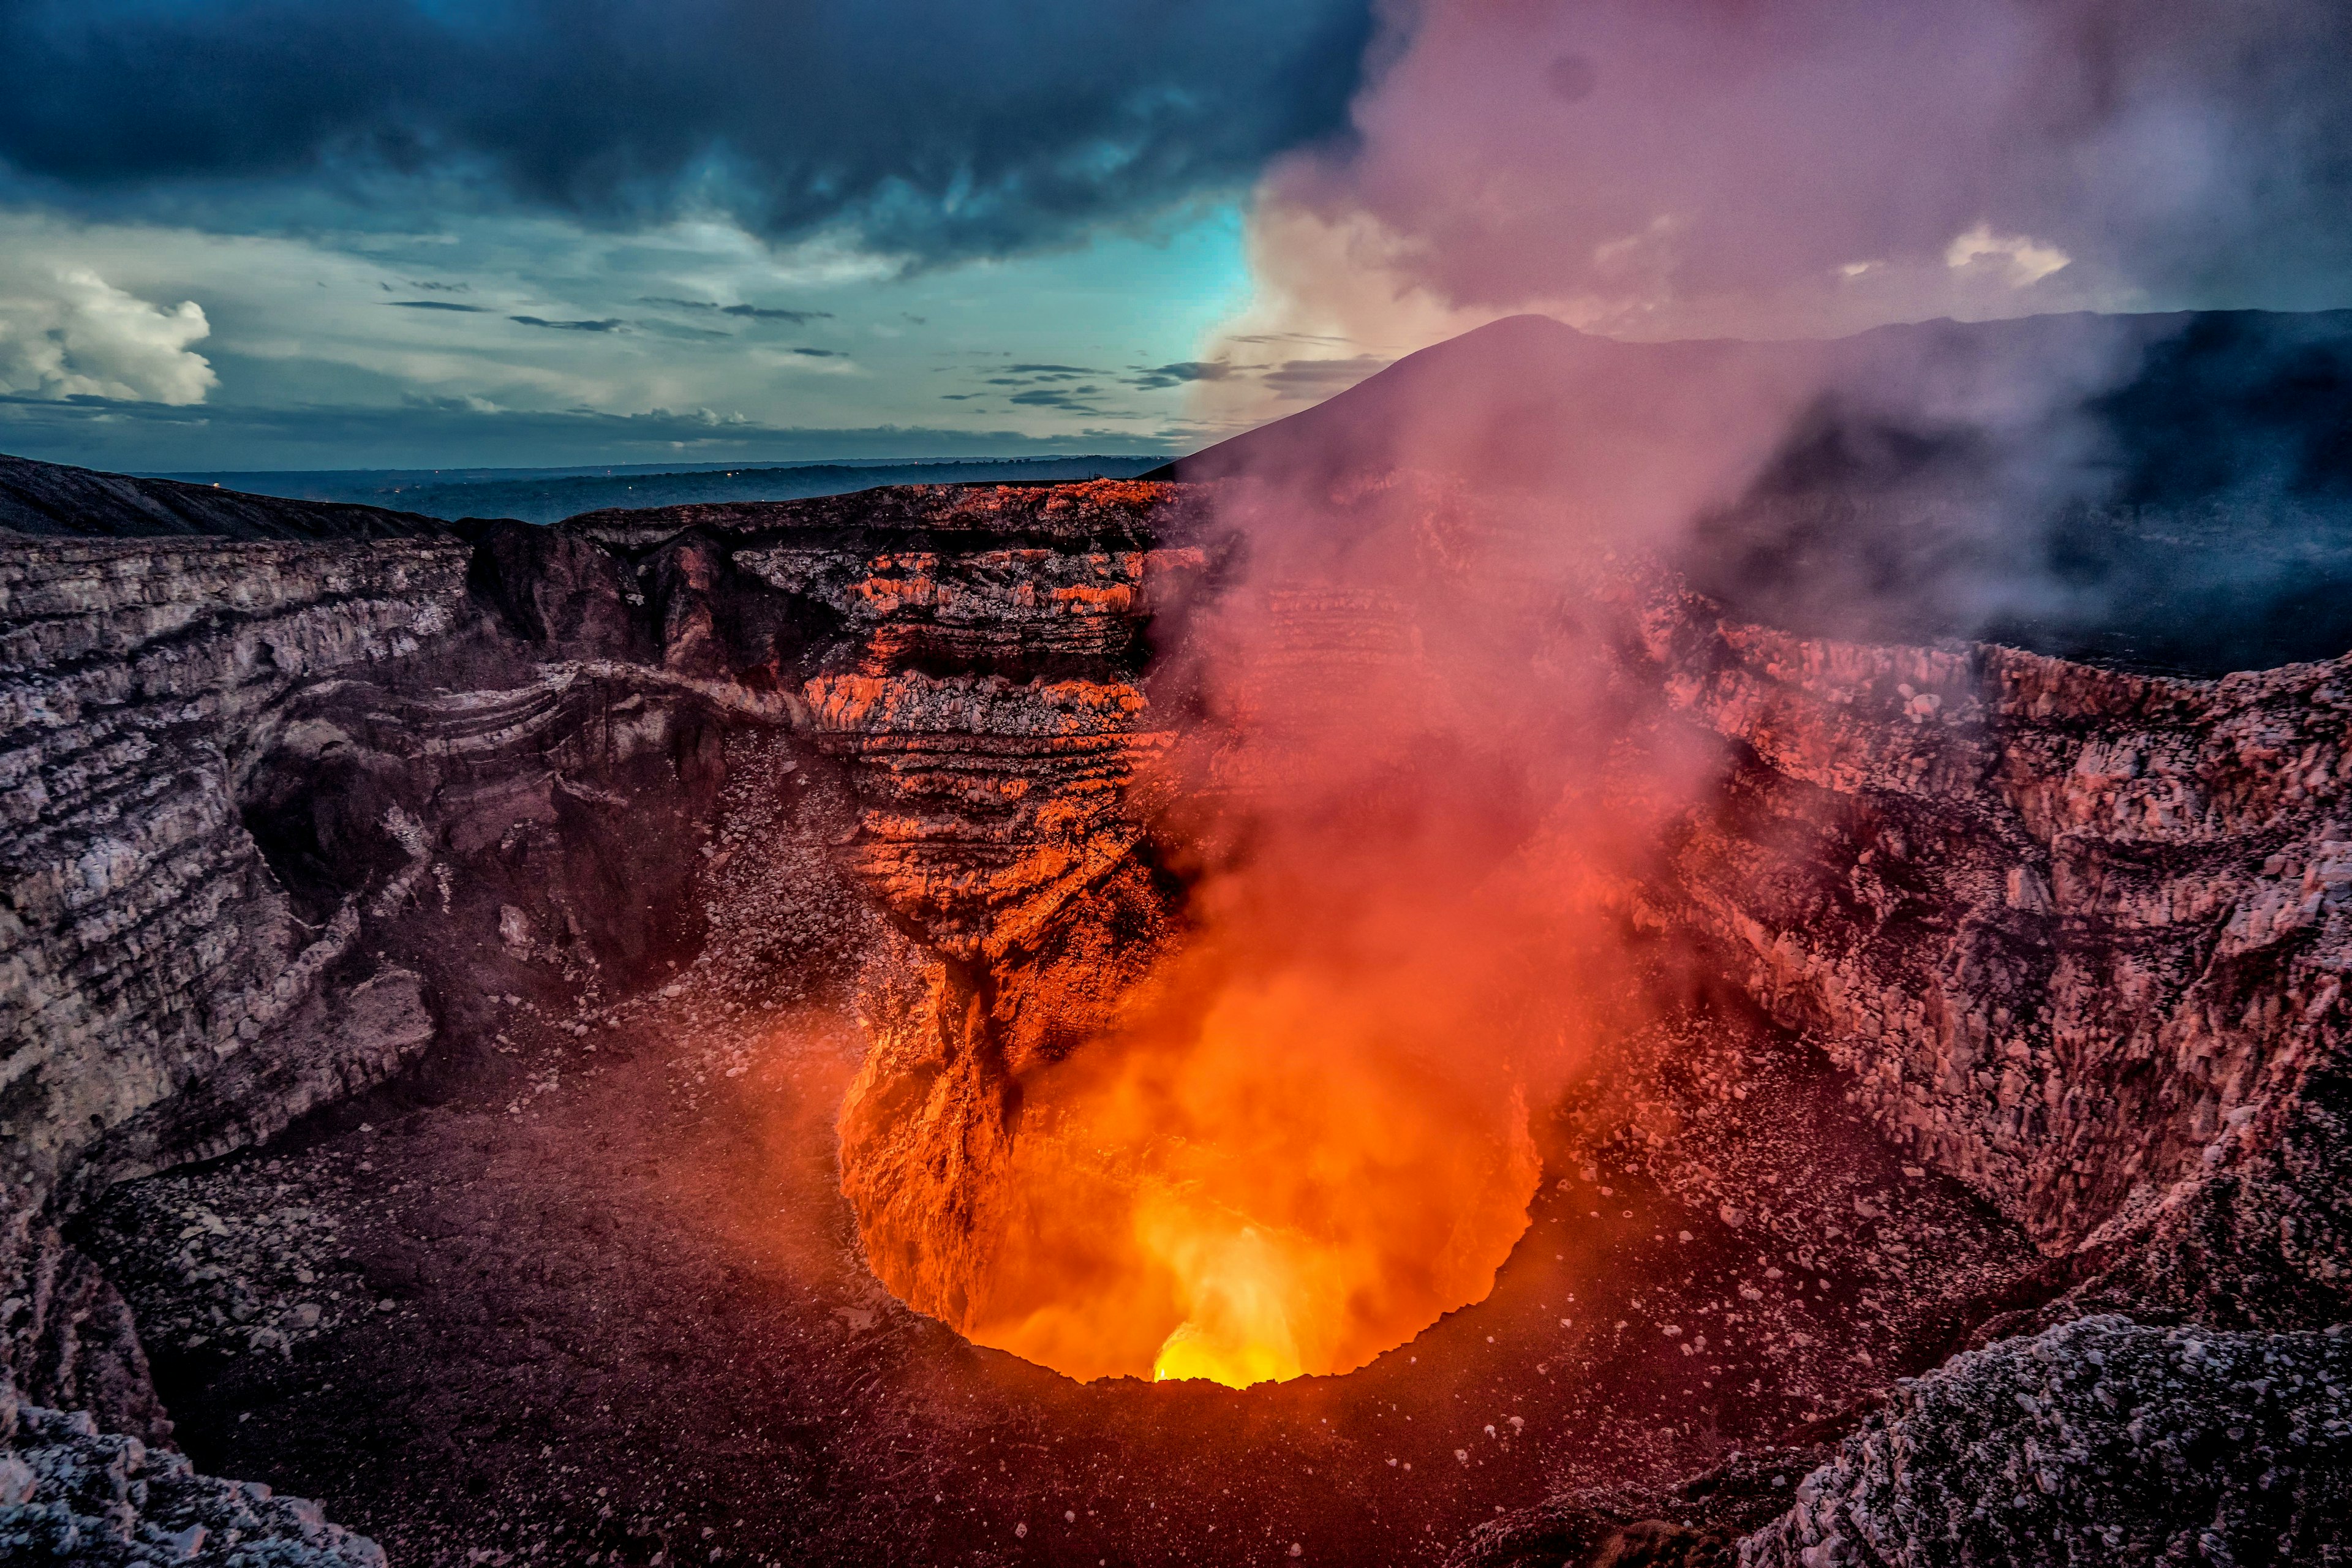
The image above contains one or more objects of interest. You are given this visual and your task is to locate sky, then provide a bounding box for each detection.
[0,0,1377,472]
[2,0,2348,473]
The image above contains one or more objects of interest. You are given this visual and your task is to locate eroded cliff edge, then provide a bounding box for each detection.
[1643,596,2351,1325]
[2,460,2346,1562]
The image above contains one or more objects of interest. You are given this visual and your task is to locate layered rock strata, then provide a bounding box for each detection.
[796,489,1218,1335]
[1638,590,2352,1321]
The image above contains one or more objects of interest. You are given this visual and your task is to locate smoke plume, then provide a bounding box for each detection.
[947,0,2352,1386]
[1212,0,2352,375]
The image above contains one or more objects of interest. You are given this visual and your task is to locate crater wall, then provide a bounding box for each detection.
[2,459,2346,1562]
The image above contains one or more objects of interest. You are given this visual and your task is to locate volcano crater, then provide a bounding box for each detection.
[5,439,2348,1566]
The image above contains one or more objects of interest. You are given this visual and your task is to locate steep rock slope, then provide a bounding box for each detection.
[1739,1315,2350,1566]
[1453,1315,2350,1568]
[1639,591,2352,1323]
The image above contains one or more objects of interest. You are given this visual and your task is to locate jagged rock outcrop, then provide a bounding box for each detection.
[1740,1316,2350,1566]
[786,484,1216,1335]
[0,1370,383,1566]
[1458,1316,2351,1568]
[1637,591,2352,1324]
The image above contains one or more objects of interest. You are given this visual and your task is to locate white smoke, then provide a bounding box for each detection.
[1198,0,2352,429]
[0,264,216,405]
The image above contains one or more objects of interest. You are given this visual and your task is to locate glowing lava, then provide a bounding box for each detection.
[938,944,1545,1389]
[1146,1219,1307,1385]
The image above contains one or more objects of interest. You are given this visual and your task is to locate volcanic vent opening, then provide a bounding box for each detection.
[826,493,1662,1392]
[870,921,1548,1389]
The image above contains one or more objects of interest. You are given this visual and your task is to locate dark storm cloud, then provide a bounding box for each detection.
[510,315,625,332]
[641,299,832,325]
[0,0,1378,262]
[635,320,733,342]
[1128,360,1246,390]
[390,300,487,312]
[1008,386,1105,410]
[982,364,1101,387]
[790,348,841,358]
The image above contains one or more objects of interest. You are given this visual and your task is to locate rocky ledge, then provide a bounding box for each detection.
[1456,1314,2351,1567]
[0,1367,383,1566]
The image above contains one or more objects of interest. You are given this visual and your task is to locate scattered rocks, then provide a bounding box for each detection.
[78,1166,361,1360]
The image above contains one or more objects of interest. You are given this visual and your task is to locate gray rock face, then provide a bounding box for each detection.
[1639,595,2352,1324]
[1740,1316,2351,1566]
[0,1197,168,1444]
[1455,1316,2351,1568]
[1,532,478,1205]
[0,1370,383,1566]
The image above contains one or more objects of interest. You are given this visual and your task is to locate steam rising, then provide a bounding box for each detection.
[850,1,2352,1387]
[1212,0,2352,370]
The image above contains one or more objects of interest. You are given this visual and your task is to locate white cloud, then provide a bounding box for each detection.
[1943,223,2072,287]
[0,264,217,404]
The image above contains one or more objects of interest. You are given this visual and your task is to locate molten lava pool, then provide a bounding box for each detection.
[966,1030,1542,1389]
[839,891,1558,1390]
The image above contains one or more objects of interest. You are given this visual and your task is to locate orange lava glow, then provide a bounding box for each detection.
[959,883,1548,1387]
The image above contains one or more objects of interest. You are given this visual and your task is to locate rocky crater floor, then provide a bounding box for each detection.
[2,453,2348,1566]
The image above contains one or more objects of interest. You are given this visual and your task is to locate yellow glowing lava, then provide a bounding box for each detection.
[1146,1221,1308,1386]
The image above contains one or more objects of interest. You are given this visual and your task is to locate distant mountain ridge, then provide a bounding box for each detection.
[159,455,1166,526]
[0,452,447,541]
[1150,308,2352,673]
